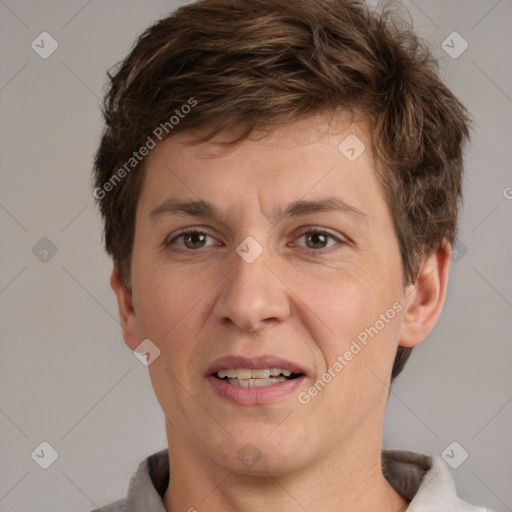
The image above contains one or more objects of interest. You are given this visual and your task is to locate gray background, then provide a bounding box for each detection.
[0,0,511,510]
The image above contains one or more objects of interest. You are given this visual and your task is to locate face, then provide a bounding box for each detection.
[113,110,445,476]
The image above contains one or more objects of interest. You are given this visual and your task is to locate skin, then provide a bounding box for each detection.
[111,110,451,512]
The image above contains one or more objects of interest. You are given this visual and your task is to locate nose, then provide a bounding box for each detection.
[212,245,291,333]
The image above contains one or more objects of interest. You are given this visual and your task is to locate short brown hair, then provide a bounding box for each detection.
[93,0,471,380]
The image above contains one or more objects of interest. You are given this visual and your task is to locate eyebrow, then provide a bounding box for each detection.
[149,196,369,224]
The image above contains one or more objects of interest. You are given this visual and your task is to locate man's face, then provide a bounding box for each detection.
[124,111,412,473]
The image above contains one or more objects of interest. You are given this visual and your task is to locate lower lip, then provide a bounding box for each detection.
[207,375,306,405]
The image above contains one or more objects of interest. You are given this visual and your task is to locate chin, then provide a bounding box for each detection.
[211,429,312,477]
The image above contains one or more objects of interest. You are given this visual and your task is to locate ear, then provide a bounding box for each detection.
[398,239,452,348]
[110,265,142,351]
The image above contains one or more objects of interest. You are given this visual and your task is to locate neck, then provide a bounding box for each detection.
[162,423,408,512]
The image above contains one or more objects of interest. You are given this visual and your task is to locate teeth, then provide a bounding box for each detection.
[272,368,292,377]
[217,368,293,379]
[226,377,288,387]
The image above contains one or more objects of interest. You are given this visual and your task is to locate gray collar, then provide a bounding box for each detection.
[122,449,489,511]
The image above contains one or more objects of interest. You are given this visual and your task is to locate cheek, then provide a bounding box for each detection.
[294,266,396,345]
[131,262,213,413]
[293,263,403,397]
[132,256,212,340]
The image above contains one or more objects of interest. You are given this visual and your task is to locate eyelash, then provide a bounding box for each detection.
[166,227,346,254]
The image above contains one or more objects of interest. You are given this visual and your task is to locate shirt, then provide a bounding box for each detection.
[90,449,495,511]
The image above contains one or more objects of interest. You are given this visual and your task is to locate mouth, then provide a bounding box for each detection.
[206,354,307,404]
[213,368,305,387]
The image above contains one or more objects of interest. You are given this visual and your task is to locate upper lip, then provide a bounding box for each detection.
[206,354,307,376]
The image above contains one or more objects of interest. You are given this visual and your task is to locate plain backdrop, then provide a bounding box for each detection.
[0,1,511,511]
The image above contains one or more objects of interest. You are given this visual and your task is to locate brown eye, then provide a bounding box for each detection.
[304,232,330,249]
[167,230,216,250]
[295,228,343,251]
[182,232,208,249]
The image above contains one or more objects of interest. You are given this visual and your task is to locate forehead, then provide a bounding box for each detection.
[174,109,372,158]
[137,110,384,223]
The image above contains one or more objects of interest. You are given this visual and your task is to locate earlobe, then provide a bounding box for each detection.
[398,240,452,348]
[110,265,142,350]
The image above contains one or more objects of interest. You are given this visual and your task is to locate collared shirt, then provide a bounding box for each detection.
[91,449,495,511]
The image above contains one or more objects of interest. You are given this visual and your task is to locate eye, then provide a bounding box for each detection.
[165,226,346,253]
[293,227,345,251]
[166,229,218,251]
